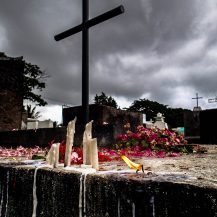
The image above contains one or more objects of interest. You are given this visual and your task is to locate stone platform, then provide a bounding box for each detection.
[0,146,217,217]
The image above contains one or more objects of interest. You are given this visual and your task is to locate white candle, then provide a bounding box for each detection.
[64,117,77,167]
[46,144,54,165]
[90,138,99,170]
[83,120,93,165]
[46,143,60,168]
[54,143,60,168]
[82,120,99,170]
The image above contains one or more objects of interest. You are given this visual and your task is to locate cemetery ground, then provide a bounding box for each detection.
[0,144,216,186]
[0,126,217,216]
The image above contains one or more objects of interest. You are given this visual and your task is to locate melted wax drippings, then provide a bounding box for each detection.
[72,168,96,217]
[132,202,135,217]
[79,174,83,217]
[150,196,156,217]
[117,198,121,217]
[83,174,88,217]
[4,171,9,217]
[0,180,4,216]
[79,173,91,217]
[32,165,48,217]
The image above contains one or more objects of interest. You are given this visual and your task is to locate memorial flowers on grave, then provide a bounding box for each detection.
[115,124,193,154]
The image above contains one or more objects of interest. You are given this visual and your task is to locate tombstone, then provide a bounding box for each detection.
[145,119,154,129]
[193,106,202,112]
[200,109,217,144]
[184,110,200,143]
[27,118,39,130]
[38,119,54,128]
[153,113,168,130]
[62,104,142,134]
[26,119,54,130]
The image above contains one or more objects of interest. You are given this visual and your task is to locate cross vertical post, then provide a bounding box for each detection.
[54,2,124,124]
[82,0,89,124]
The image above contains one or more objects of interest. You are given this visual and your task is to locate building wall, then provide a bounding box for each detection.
[0,56,24,131]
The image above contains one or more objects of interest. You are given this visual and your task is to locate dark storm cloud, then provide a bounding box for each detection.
[0,0,217,118]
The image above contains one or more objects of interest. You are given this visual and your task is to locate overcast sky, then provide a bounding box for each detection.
[1,0,217,123]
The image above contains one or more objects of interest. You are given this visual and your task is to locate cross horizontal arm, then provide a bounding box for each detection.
[87,5,124,29]
[54,5,124,41]
[54,24,83,41]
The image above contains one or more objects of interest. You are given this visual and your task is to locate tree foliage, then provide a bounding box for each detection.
[127,98,190,128]
[94,92,118,108]
[127,99,168,121]
[23,61,48,106]
[26,105,41,119]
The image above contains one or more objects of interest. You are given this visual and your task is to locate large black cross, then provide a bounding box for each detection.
[192,93,203,108]
[54,0,124,124]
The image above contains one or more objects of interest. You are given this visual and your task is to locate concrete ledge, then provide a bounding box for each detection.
[0,163,217,217]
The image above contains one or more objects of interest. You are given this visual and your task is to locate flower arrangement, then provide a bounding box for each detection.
[115,124,194,154]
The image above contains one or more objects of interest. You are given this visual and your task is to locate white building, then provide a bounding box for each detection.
[26,118,54,130]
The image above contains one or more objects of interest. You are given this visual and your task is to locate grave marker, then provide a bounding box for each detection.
[54,0,124,124]
[192,93,202,109]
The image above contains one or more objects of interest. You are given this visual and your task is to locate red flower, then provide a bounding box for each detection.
[131,133,141,140]
[98,152,112,162]
[116,134,128,141]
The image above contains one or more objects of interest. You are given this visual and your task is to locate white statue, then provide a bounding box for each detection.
[64,117,77,167]
[153,113,168,129]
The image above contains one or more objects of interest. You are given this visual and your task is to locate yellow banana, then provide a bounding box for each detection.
[121,155,144,173]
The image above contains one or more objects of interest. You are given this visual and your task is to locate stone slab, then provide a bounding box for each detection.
[0,146,217,216]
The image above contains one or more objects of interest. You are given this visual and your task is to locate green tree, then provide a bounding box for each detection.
[94,92,118,108]
[127,98,190,128]
[26,105,41,119]
[23,61,48,106]
[127,99,168,121]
